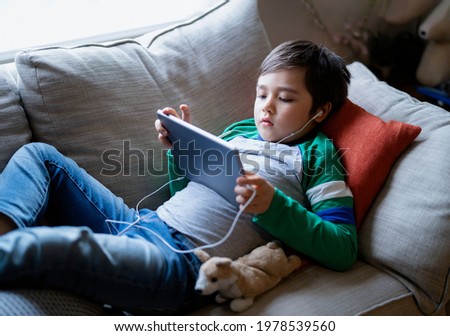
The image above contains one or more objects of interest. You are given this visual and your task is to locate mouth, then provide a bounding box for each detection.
[261,117,273,127]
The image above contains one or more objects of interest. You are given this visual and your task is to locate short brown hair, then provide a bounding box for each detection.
[258,40,351,114]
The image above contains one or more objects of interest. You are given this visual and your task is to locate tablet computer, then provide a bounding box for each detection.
[157,110,244,207]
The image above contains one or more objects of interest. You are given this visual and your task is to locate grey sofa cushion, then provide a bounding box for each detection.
[348,62,450,315]
[193,261,420,315]
[0,66,31,171]
[0,289,104,316]
[16,40,166,208]
[15,0,271,209]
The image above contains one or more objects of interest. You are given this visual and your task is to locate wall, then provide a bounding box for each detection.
[257,0,413,63]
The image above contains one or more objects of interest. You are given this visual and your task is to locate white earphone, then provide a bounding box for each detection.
[276,110,324,143]
[315,110,324,118]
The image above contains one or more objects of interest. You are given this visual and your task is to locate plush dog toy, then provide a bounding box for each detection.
[194,241,302,312]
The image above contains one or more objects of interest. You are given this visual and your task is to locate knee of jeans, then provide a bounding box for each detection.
[26,226,102,265]
[20,142,58,158]
[0,226,104,283]
[17,143,62,166]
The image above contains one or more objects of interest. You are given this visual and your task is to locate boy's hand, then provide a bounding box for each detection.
[235,172,275,214]
[154,104,191,148]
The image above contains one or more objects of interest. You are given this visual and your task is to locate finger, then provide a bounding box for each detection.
[236,194,252,206]
[161,107,180,119]
[234,184,254,198]
[236,174,261,188]
[158,133,173,148]
[180,104,191,124]
[154,119,168,137]
[236,194,245,205]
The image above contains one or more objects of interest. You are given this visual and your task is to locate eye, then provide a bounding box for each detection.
[256,87,267,100]
[210,277,218,283]
[279,97,293,103]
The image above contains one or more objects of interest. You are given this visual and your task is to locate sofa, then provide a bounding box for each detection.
[0,0,449,316]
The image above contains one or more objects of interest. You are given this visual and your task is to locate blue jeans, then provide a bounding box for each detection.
[0,143,203,314]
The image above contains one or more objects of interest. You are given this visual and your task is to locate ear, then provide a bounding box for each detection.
[216,259,233,267]
[194,249,211,263]
[314,102,332,123]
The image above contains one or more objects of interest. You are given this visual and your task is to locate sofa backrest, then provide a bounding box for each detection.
[14,0,271,208]
[0,65,32,171]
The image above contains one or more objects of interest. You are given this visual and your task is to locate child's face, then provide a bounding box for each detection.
[254,68,315,143]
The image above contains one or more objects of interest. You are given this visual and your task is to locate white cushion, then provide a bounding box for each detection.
[349,62,450,315]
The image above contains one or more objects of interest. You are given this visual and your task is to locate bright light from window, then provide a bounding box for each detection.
[0,0,221,62]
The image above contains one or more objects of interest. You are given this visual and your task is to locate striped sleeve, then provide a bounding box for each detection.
[300,132,355,226]
[253,131,357,271]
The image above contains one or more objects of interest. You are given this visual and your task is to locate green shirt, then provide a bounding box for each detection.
[165,118,357,271]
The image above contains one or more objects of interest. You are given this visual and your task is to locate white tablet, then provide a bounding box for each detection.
[157,110,244,207]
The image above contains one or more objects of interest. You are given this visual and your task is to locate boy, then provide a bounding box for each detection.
[0,40,356,314]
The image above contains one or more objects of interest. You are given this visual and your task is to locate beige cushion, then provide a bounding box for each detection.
[15,0,271,209]
[0,289,103,316]
[0,66,31,171]
[16,40,166,207]
[348,62,450,315]
[193,261,420,315]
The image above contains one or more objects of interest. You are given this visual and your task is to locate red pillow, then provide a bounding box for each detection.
[320,98,421,228]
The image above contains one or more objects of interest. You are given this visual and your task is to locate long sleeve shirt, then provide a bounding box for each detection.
[156,118,357,271]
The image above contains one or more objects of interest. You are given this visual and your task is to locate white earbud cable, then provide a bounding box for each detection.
[105,177,256,254]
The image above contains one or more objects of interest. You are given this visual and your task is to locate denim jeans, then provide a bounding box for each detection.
[0,143,203,314]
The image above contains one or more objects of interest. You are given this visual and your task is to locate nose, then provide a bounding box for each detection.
[262,96,275,114]
[194,284,204,294]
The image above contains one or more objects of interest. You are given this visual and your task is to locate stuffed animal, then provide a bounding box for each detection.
[194,241,302,313]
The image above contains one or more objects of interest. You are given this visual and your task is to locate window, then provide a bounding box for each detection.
[0,0,221,63]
